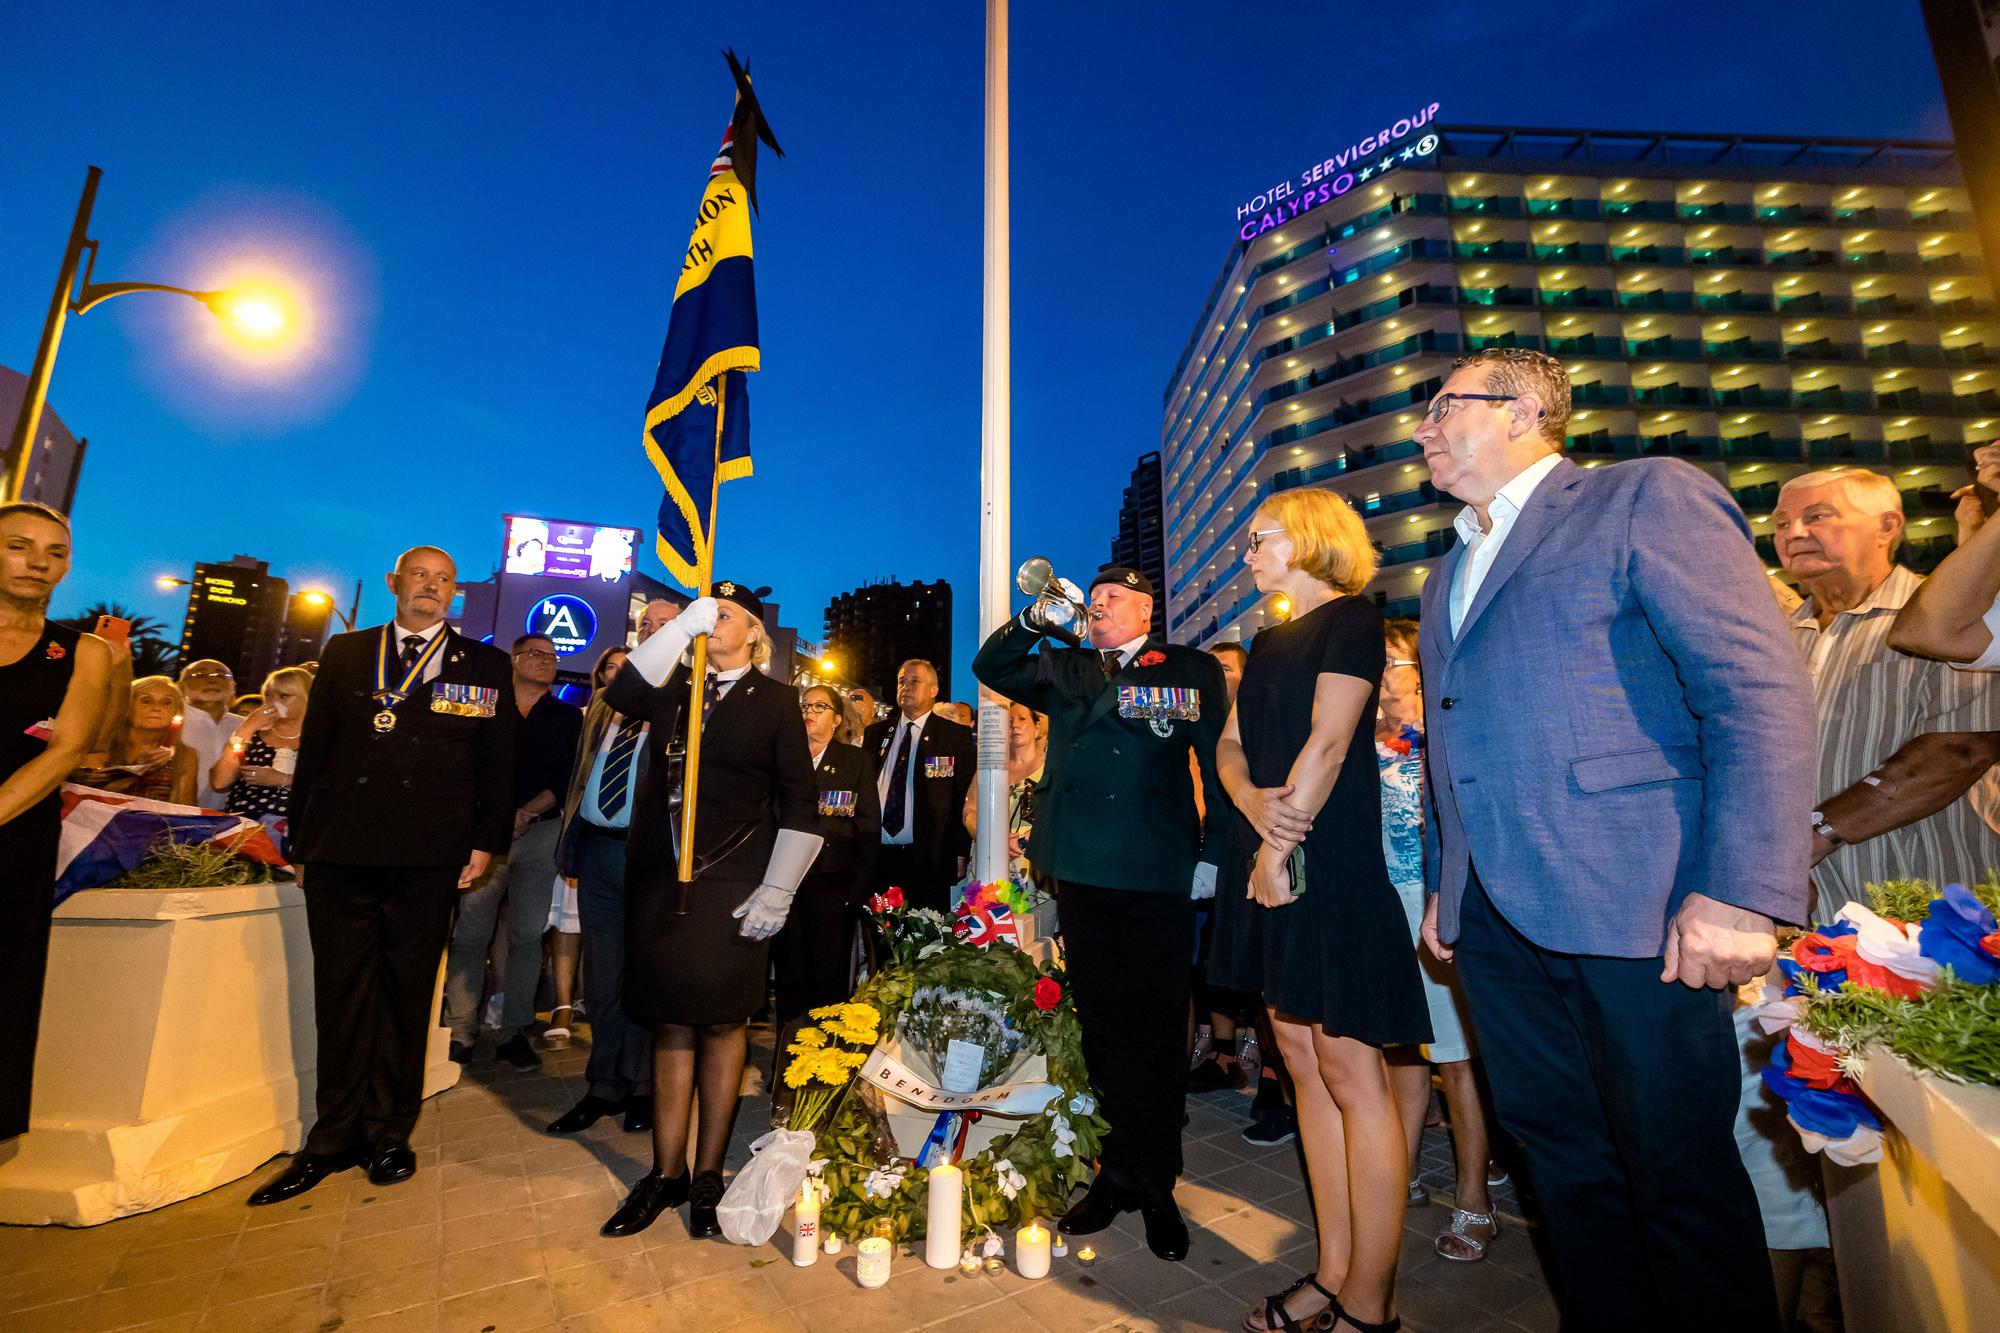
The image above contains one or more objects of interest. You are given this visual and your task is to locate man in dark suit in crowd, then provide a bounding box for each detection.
[974,566,1227,1262]
[248,545,515,1205]
[862,658,974,911]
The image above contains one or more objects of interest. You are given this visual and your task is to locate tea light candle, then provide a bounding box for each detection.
[824,1233,843,1255]
[1052,1231,1068,1258]
[1016,1221,1051,1279]
[792,1183,820,1267]
[984,1257,1004,1274]
[1076,1244,1098,1266]
[924,1163,963,1269]
[959,1251,982,1276]
[856,1236,893,1288]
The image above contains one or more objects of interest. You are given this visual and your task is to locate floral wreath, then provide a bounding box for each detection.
[1751,875,2000,1165]
[803,888,1105,1246]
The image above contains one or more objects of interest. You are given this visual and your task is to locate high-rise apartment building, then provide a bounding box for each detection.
[822,579,953,696]
[1164,125,1996,646]
[1110,450,1168,639]
[177,556,290,684]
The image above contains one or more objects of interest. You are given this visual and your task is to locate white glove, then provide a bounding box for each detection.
[1023,578,1088,634]
[732,827,826,940]
[627,596,717,685]
[1190,861,1217,901]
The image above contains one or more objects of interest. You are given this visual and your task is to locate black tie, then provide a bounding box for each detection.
[882,721,914,837]
[702,672,722,727]
[400,633,426,676]
[1100,649,1123,679]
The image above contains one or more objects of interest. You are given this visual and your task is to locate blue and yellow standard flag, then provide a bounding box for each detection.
[644,52,783,589]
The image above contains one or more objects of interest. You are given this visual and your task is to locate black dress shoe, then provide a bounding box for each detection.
[448,1040,472,1064]
[495,1033,542,1073]
[366,1141,418,1186]
[622,1094,653,1134]
[247,1151,359,1206]
[1059,1172,1132,1235]
[1138,1193,1190,1261]
[600,1168,691,1237]
[546,1095,622,1135]
[687,1169,725,1238]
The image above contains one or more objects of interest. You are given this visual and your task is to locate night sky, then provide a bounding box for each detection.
[0,1,1951,695]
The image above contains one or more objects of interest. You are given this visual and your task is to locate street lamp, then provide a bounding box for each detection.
[301,588,356,632]
[156,576,191,591]
[4,165,296,502]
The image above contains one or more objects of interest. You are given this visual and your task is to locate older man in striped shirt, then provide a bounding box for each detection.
[1773,469,2000,921]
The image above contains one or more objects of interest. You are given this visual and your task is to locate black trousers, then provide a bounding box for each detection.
[301,863,461,1156]
[574,824,651,1103]
[1454,872,1779,1330]
[771,876,859,1029]
[1055,879,1195,1198]
[875,841,951,913]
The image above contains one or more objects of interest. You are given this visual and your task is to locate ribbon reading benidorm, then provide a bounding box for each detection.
[858,1046,1059,1116]
[375,626,449,709]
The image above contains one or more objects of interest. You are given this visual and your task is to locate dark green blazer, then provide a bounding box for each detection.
[973,616,1227,895]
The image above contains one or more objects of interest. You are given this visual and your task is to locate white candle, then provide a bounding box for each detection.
[1015,1221,1051,1279]
[824,1233,843,1255]
[924,1163,963,1269]
[792,1184,820,1267]
[856,1236,892,1288]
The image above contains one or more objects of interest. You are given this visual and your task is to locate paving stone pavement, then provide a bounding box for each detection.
[0,1024,1557,1332]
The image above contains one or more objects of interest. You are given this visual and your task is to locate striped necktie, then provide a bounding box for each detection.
[597,717,641,820]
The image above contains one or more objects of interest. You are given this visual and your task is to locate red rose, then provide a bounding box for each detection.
[45,641,66,660]
[869,886,905,915]
[1032,978,1062,1011]
[1136,650,1166,668]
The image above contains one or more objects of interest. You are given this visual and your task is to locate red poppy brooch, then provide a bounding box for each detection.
[1136,650,1166,668]
[45,641,66,660]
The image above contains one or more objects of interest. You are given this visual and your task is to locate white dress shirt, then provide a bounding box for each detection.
[878,710,931,846]
[389,618,449,685]
[181,708,242,809]
[1448,452,1564,635]
[1102,633,1148,670]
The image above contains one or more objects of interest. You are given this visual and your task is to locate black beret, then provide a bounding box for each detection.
[712,580,769,622]
[1090,565,1154,597]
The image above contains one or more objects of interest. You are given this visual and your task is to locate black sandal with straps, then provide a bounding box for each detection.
[1244,1274,1339,1333]
[1327,1297,1402,1333]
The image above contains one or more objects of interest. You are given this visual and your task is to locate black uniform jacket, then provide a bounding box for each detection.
[973,618,1227,895]
[603,660,817,889]
[861,712,975,884]
[289,625,516,868]
[806,740,880,901]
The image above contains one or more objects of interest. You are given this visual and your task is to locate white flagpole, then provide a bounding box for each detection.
[972,0,1011,887]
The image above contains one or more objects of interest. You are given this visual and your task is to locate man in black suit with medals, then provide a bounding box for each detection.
[973,565,1227,1261]
[862,658,975,911]
[249,545,515,1205]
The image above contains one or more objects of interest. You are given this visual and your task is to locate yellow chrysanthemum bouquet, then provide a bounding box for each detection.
[783,1002,882,1132]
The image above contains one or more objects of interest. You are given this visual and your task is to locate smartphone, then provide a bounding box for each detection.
[94,615,131,645]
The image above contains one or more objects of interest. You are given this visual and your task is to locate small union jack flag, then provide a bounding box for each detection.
[954,897,1019,950]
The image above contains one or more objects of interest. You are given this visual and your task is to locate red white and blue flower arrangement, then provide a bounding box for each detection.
[1751,877,2000,1165]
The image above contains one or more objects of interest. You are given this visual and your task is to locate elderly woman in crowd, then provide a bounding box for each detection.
[211,667,313,822]
[1214,488,1429,1333]
[75,675,199,804]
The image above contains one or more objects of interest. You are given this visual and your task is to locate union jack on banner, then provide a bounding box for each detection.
[954,897,1020,950]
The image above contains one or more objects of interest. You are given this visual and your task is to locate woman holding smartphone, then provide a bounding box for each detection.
[211,666,314,821]
[0,502,112,1140]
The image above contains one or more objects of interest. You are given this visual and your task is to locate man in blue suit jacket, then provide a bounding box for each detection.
[1412,349,1816,1329]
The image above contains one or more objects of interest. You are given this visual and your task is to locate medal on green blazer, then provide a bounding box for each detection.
[373,627,448,733]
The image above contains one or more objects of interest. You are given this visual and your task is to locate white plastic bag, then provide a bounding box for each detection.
[717,1127,817,1245]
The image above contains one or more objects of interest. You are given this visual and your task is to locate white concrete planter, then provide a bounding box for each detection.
[0,882,461,1226]
[1824,1043,2000,1332]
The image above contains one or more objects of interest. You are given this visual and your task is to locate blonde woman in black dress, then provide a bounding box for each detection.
[0,502,112,1140]
[212,667,314,819]
[1215,489,1430,1333]
[597,583,821,1239]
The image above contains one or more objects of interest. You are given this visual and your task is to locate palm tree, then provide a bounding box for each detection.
[55,602,178,676]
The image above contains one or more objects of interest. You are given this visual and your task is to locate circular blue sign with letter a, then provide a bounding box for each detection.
[526,594,597,657]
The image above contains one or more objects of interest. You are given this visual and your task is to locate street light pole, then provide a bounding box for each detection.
[5,166,101,504]
[972,0,1012,887]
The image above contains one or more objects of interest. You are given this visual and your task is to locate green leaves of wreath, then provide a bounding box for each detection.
[811,927,1108,1245]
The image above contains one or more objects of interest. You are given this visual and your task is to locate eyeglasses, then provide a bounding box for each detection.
[1423,393,1526,426]
[1245,527,1286,555]
[516,649,558,662]
[183,670,232,681]
[801,701,837,716]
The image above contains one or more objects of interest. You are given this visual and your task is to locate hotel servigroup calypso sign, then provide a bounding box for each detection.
[1236,101,1441,241]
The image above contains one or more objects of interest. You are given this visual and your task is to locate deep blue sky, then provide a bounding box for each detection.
[0,1,1950,695]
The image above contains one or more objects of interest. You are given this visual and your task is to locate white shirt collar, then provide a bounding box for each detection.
[1452,452,1564,546]
[708,663,753,684]
[391,619,447,645]
[1104,633,1149,667]
[810,743,829,767]
[898,709,931,735]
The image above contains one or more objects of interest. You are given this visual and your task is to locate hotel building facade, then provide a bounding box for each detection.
[1162,125,1996,646]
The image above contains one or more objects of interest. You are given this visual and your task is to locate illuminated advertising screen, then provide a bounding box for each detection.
[502,514,638,583]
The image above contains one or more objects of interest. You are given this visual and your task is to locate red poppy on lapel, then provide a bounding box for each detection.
[1136,650,1166,668]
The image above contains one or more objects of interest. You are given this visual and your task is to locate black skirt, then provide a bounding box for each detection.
[625,873,769,1026]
